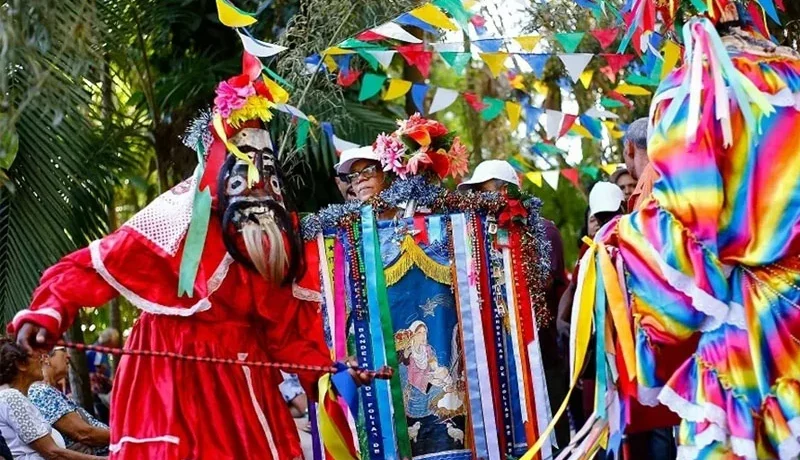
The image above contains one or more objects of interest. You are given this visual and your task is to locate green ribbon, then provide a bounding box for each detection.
[178,142,212,297]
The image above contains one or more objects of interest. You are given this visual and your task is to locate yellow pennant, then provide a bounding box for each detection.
[410,3,458,31]
[212,113,259,185]
[515,35,541,52]
[382,79,413,100]
[262,76,289,104]
[570,123,593,139]
[509,74,526,90]
[216,0,257,27]
[323,54,338,72]
[525,171,542,187]
[661,40,681,80]
[615,83,651,96]
[505,101,522,131]
[323,47,356,56]
[479,52,509,78]
[603,121,624,139]
[601,163,620,176]
[579,69,594,89]
[532,80,549,96]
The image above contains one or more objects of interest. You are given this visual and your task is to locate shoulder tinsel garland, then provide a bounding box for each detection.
[182,108,215,154]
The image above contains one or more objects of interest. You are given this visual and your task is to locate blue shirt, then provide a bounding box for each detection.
[27,383,108,455]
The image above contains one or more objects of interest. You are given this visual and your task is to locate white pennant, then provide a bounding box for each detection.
[542,170,560,190]
[332,135,360,153]
[371,22,422,43]
[432,42,465,52]
[585,107,619,120]
[543,109,565,141]
[558,53,594,83]
[237,31,288,57]
[366,50,397,69]
[429,88,460,114]
[275,103,308,120]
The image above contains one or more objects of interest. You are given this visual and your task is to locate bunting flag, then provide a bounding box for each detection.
[440,51,472,75]
[601,54,635,75]
[433,0,474,27]
[370,22,423,43]
[481,97,505,121]
[429,88,460,113]
[590,28,619,50]
[561,168,581,189]
[359,73,387,101]
[515,35,541,52]
[542,170,560,190]
[579,69,594,89]
[523,164,626,188]
[366,50,397,69]
[660,40,681,80]
[464,92,487,111]
[599,65,618,83]
[337,68,362,87]
[262,75,290,104]
[506,101,522,131]
[558,114,578,138]
[409,3,458,31]
[543,109,564,140]
[473,38,506,52]
[559,54,594,83]
[579,114,603,139]
[556,32,586,53]
[519,54,550,79]
[601,163,621,175]
[397,44,433,77]
[383,78,412,100]
[569,122,594,139]
[216,0,257,27]
[237,31,286,57]
[614,83,651,96]
[526,171,543,187]
[480,52,509,77]
[585,107,618,119]
[411,83,429,113]
[395,13,441,34]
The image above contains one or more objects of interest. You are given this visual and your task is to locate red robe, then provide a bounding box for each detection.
[9,180,332,459]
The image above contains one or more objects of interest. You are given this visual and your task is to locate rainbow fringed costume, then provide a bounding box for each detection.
[563,18,800,460]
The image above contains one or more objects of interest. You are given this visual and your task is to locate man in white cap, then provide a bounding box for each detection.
[460,159,572,447]
[334,145,386,202]
[588,181,625,224]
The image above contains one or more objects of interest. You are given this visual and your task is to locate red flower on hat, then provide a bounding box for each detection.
[400,113,448,148]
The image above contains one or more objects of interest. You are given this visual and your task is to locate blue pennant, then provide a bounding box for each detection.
[395,14,440,35]
[579,114,603,139]
[525,105,543,135]
[411,83,429,114]
[519,54,550,79]
[473,38,505,53]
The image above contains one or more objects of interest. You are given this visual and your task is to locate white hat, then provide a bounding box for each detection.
[457,160,520,190]
[589,181,624,216]
[334,146,381,174]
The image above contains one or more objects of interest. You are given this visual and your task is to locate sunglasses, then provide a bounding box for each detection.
[344,164,379,183]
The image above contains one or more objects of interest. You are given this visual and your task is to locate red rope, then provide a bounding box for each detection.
[56,340,393,380]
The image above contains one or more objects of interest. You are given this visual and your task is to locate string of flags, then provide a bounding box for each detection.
[521,163,625,190]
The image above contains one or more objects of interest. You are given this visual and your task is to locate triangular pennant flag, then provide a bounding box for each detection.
[332,54,353,73]
[432,42,465,52]
[601,97,626,109]
[339,38,384,50]
[561,168,581,189]
[525,105,543,134]
[508,73,525,90]
[366,50,397,69]
[262,76,289,103]
[481,97,505,121]
[411,84,429,114]
[606,90,633,108]
[626,74,660,86]
[216,0,256,27]
[601,53,635,75]
[603,120,625,139]
[295,119,310,150]
[599,65,617,83]
[515,35,541,52]
[337,68,362,87]
[429,88,460,113]
[395,13,440,35]
[479,52,509,77]
[238,31,287,57]
[433,0,474,27]
[569,123,594,139]
[558,54,594,82]
[505,101,522,131]
[579,69,594,89]
[558,114,578,138]
[532,143,567,157]
[397,44,434,78]
[756,0,780,24]
[601,163,620,176]
[585,107,619,119]
[554,32,585,53]
[440,52,472,75]
[473,38,505,53]
[382,79,413,101]
[532,80,549,96]
[542,170,560,189]
[543,109,565,140]
[519,54,550,79]
[590,28,619,50]
[323,46,356,56]
[615,84,651,96]
[579,114,604,138]
[746,1,771,40]
[355,50,380,70]
[356,30,386,42]
[582,165,601,179]
[358,73,387,101]
[409,3,458,31]
[370,22,423,43]
[463,92,487,111]
[526,171,543,187]
[660,40,681,80]
[275,103,308,120]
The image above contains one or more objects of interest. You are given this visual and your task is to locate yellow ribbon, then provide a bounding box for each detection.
[212,113,260,185]
[521,243,597,459]
[317,373,359,459]
[597,242,637,382]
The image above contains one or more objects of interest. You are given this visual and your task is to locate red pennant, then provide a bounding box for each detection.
[471,14,487,28]
[747,2,770,39]
[463,92,487,111]
[558,114,578,138]
[356,30,386,41]
[397,44,433,78]
[775,0,785,10]
[413,216,429,245]
[601,54,635,75]
[599,65,617,83]
[590,28,619,50]
[561,168,581,189]
[607,90,633,108]
[337,69,362,87]
[242,52,262,81]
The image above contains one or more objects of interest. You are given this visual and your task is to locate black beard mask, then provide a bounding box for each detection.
[216,128,304,285]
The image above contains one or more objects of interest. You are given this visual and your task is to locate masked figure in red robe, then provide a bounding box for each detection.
[8,54,345,459]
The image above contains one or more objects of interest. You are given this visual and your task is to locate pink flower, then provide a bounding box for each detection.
[447,137,470,179]
[374,133,408,178]
[214,80,255,118]
[406,152,432,175]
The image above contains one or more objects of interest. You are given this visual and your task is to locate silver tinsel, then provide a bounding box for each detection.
[181,109,215,154]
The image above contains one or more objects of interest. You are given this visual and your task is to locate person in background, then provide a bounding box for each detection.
[622,117,659,212]
[28,347,109,455]
[609,167,637,208]
[334,170,356,202]
[459,159,571,447]
[0,338,105,460]
[334,146,387,202]
[85,329,118,424]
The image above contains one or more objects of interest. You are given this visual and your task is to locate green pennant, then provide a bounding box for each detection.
[582,165,601,179]
[356,49,380,70]
[295,119,310,150]
[263,66,294,89]
[480,97,505,121]
[338,38,384,49]
[626,74,660,87]
[689,0,707,12]
[433,0,473,27]
[535,142,568,156]
[554,32,585,53]
[601,97,625,109]
[439,51,471,75]
[358,73,387,101]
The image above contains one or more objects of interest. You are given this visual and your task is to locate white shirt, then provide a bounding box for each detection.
[0,387,65,460]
